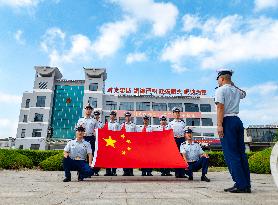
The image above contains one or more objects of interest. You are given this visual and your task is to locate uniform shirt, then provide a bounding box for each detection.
[156,125,169,131]
[168,119,186,138]
[215,84,246,115]
[121,122,137,132]
[180,141,204,162]
[137,125,153,132]
[64,139,92,160]
[108,120,120,131]
[95,119,104,129]
[77,116,97,136]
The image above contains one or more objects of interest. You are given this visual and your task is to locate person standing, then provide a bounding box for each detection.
[104,111,120,176]
[168,107,186,178]
[120,111,137,176]
[77,103,98,175]
[180,128,210,182]
[157,115,172,176]
[215,68,251,193]
[62,126,94,182]
[137,115,153,176]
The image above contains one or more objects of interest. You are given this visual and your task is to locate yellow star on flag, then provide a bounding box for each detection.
[127,147,131,151]
[121,134,125,139]
[126,139,131,144]
[103,136,117,148]
[122,150,126,155]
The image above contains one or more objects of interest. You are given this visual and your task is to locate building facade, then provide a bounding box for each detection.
[15,66,217,150]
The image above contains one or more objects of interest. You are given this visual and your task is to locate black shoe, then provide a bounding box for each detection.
[123,173,129,176]
[224,185,236,192]
[147,173,153,176]
[104,173,112,176]
[201,176,210,182]
[228,187,251,193]
[142,172,146,176]
[161,173,166,176]
[112,173,117,176]
[94,173,99,176]
[78,177,84,181]
[188,176,193,181]
[175,175,187,178]
[63,178,71,182]
[130,174,134,176]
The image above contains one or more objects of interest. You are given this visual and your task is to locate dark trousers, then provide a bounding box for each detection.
[63,157,93,179]
[84,135,100,174]
[185,156,209,177]
[123,168,133,175]
[106,168,117,175]
[221,116,251,189]
[141,168,153,175]
[175,137,185,177]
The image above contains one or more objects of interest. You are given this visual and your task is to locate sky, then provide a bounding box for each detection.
[0,0,278,138]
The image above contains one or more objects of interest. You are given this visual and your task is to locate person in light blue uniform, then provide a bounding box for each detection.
[168,107,186,178]
[180,128,210,182]
[63,126,94,182]
[105,110,120,176]
[215,68,251,193]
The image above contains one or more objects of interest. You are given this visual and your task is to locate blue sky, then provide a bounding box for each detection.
[0,0,278,138]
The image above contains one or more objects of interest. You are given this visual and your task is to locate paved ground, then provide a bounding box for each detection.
[0,169,277,205]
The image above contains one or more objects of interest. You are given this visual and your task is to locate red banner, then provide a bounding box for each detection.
[93,129,188,168]
[116,110,201,118]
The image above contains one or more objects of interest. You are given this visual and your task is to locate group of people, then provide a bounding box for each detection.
[62,105,210,182]
[62,68,252,193]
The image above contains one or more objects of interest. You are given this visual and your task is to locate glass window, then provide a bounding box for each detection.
[106,101,117,110]
[34,113,43,122]
[89,83,98,91]
[32,129,42,137]
[186,118,200,126]
[168,103,183,111]
[152,103,167,111]
[30,144,40,150]
[25,99,30,108]
[192,132,201,136]
[153,117,160,125]
[203,133,215,137]
[88,97,97,108]
[136,102,150,111]
[184,103,199,112]
[201,118,213,126]
[21,129,26,138]
[23,115,28,123]
[36,96,46,107]
[119,102,134,111]
[200,104,211,112]
[136,117,144,125]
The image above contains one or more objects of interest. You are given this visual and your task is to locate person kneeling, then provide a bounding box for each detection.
[180,128,210,182]
[63,126,94,182]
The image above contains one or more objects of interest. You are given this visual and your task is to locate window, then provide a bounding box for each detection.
[30,144,40,150]
[186,118,200,126]
[32,129,42,137]
[152,103,167,111]
[136,117,144,125]
[23,115,28,123]
[25,99,30,108]
[106,101,117,110]
[89,83,98,91]
[21,129,26,138]
[36,96,46,107]
[201,118,213,126]
[192,132,201,136]
[119,102,134,111]
[34,113,43,122]
[184,103,199,112]
[168,103,183,111]
[88,97,97,108]
[39,82,48,89]
[153,117,160,125]
[203,133,215,137]
[200,104,211,112]
[136,102,150,111]
[19,145,23,149]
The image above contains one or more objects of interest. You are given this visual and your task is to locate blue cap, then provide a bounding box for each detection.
[94,110,100,115]
[75,125,85,132]
[159,115,167,121]
[184,128,193,134]
[110,111,117,116]
[172,107,181,113]
[216,68,233,80]
[84,103,93,109]
[143,115,149,120]
[125,111,132,117]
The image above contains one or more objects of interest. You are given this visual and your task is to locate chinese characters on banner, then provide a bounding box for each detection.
[106,87,207,96]
[116,110,201,118]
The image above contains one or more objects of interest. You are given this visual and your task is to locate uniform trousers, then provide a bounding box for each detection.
[63,157,93,179]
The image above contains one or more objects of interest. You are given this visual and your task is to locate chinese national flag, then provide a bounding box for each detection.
[92,128,188,168]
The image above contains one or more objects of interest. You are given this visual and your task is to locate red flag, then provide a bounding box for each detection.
[92,129,188,168]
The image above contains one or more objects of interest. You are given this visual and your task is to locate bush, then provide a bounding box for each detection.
[16,149,62,166]
[0,149,33,169]
[39,153,64,171]
[249,148,271,174]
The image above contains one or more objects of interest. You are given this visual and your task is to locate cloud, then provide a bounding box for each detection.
[254,0,278,11]
[14,29,25,45]
[0,91,21,104]
[182,14,202,32]
[0,0,40,8]
[0,118,18,138]
[126,52,147,64]
[41,17,137,67]
[239,82,278,126]
[161,15,278,72]
[110,0,178,36]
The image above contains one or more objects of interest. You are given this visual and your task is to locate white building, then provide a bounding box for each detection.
[15,66,217,150]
